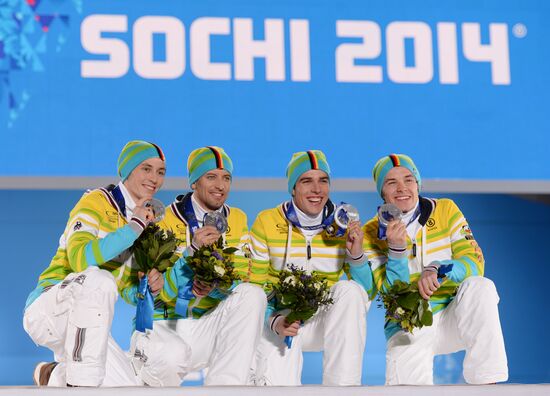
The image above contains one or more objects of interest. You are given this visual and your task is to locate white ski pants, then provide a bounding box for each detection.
[386,276,508,385]
[130,283,266,386]
[254,280,370,386]
[23,267,138,386]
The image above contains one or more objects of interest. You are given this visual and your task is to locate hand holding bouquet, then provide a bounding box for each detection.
[273,264,334,347]
[378,280,433,334]
[131,223,180,332]
[185,236,239,291]
[132,223,180,275]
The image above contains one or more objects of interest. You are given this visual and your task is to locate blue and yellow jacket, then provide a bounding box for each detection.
[364,197,484,339]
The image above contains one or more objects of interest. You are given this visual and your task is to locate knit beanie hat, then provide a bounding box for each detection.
[117,141,165,181]
[372,154,421,197]
[286,150,331,194]
[187,146,233,186]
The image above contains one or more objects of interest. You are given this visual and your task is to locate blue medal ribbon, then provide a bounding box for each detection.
[175,194,203,318]
[110,184,126,217]
[284,320,304,349]
[285,335,293,348]
[181,193,200,236]
[135,275,154,333]
[284,200,345,237]
[173,193,232,318]
[101,184,126,217]
[377,218,388,240]
[177,192,229,237]
[175,279,195,318]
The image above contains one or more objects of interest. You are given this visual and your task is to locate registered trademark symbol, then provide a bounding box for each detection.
[512,23,527,38]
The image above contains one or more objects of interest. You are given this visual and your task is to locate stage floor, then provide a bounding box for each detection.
[0,384,548,396]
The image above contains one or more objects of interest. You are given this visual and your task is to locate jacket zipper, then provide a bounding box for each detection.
[306,236,312,273]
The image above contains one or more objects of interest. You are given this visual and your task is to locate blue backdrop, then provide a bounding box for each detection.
[1,0,550,179]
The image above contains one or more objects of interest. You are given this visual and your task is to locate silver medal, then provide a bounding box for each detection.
[204,211,228,233]
[377,203,403,227]
[334,204,360,229]
[144,198,165,223]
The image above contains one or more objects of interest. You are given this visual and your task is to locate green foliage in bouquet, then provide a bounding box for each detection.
[378,280,433,333]
[274,264,334,323]
[185,236,239,290]
[131,224,180,273]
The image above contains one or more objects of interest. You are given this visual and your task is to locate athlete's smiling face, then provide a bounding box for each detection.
[381,166,419,213]
[292,170,330,217]
[192,169,232,211]
[124,158,166,203]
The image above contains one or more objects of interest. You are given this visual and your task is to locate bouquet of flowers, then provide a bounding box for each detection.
[185,236,239,291]
[378,280,433,333]
[273,264,334,347]
[131,223,181,275]
[131,224,180,332]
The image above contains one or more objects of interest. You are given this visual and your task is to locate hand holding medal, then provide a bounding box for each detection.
[143,198,166,223]
[377,203,405,244]
[326,203,360,237]
[203,211,228,234]
[377,203,403,227]
[334,203,360,229]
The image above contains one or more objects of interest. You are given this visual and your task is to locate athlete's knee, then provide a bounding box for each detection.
[332,280,367,304]
[75,268,118,299]
[136,330,191,386]
[235,283,267,309]
[460,276,498,302]
[162,338,191,372]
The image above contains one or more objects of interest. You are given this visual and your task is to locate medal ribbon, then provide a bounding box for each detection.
[175,279,195,318]
[175,194,199,317]
[284,320,305,349]
[181,193,200,237]
[175,193,231,317]
[284,200,346,236]
[135,275,154,333]
[110,185,127,217]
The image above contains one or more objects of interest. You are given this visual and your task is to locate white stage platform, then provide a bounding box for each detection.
[0,384,548,396]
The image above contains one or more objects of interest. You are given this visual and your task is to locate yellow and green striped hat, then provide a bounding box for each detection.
[372,154,421,196]
[187,146,233,185]
[286,150,331,194]
[117,141,165,181]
